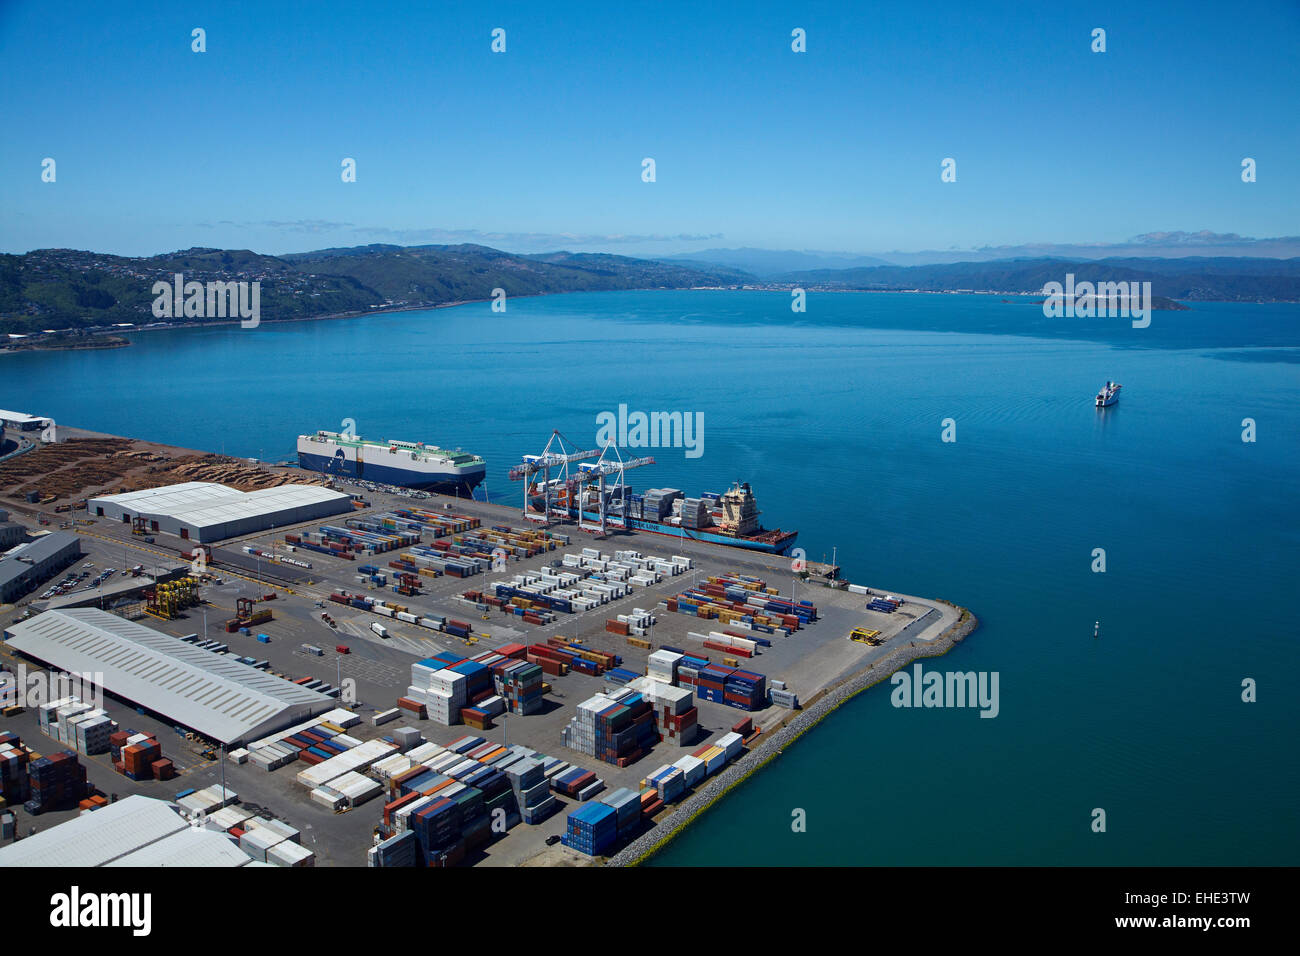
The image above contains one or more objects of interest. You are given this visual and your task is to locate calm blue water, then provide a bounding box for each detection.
[4,291,1297,864]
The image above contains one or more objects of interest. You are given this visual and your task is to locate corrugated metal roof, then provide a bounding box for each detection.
[88,482,350,531]
[0,795,188,867]
[4,608,333,744]
[104,824,253,867]
[88,481,230,510]
[0,531,79,589]
[165,485,347,528]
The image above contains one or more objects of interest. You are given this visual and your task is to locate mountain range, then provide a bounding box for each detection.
[2,244,1297,336]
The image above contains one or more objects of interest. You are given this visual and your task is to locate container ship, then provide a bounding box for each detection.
[529,479,798,556]
[1095,381,1122,407]
[298,431,486,495]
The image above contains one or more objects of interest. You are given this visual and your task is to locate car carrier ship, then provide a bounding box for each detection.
[298,430,486,494]
[528,478,798,556]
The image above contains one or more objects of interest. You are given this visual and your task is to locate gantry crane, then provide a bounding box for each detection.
[570,445,655,537]
[507,430,601,525]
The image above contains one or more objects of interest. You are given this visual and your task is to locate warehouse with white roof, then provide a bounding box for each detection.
[87,480,351,542]
[2,609,334,745]
[0,795,256,867]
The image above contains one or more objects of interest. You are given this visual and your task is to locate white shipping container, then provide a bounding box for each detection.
[310,787,345,811]
[239,826,286,862]
[267,840,315,867]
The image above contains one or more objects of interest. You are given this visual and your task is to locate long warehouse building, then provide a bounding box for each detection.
[2,609,334,745]
[87,481,352,543]
[0,531,81,603]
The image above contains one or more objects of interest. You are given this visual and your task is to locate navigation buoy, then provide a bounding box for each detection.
[1094,621,1100,639]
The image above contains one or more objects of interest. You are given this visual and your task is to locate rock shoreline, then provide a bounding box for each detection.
[608,605,979,867]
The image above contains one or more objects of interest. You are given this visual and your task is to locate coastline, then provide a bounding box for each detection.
[607,604,980,867]
[9,284,1257,354]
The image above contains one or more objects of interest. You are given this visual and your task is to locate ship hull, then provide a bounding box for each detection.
[298,450,485,495]
[1096,396,1119,407]
[571,509,797,555]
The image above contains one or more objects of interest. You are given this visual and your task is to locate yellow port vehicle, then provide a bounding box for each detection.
[850,627,882,645]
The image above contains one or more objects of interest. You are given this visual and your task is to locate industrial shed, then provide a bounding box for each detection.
[2,609,334,745]
[0,531,81,603]
[87,481,351,543]
[0,795,255,867]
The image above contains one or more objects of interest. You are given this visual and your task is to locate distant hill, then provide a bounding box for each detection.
[0,244,745,335]
[3,245,1297,337]
[662,247,893,277]
[775,256,1300,302]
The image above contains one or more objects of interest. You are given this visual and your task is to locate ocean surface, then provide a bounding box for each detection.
[3,291,1297,865]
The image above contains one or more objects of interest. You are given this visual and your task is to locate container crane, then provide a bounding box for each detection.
[507,430,601,525]
[570,445,655,536]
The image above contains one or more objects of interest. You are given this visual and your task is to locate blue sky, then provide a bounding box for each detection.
[1,0,1297,259]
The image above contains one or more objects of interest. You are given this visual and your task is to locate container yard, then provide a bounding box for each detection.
[0,432,964,867]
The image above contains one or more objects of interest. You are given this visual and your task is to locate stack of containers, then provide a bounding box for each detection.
[0,732,30,806]
[563,802,618,856]
[647,649,683,684]
[770,686,799,708]
[562,690,657,767]
[36,698,73,736]
[671,753,706,788]
[25,750,88,813]
[504,757,558,824]
[551,766,604,800]
[598,787,644,838]
[51,700,90,745]
[369,829,419,867]
[691,741,729,776]
[680,498,709,529]
[121,734,162,780]
[492,659,544,715]
[723,669,767,711]
[715,731,745,762]
[695,663,734,706]
[696,664,768,711]
[450,660,493,704]
[675,654,710,687]
[626,677,699,746]
[406,656,470,726]
[643,764,687,803]
[72,711,115,755]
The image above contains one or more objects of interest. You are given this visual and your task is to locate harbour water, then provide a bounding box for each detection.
[3,290,1297,865]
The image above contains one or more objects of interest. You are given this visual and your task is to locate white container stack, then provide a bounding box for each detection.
[407,662,467,726]
[626,677,698,746]
[672,754,706,787]
[71,710,114,755]
[267,840,315,867]
[319,769,383,808]
[294,738,395,790]
[647,649,683,684]
[716,731,745,761]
